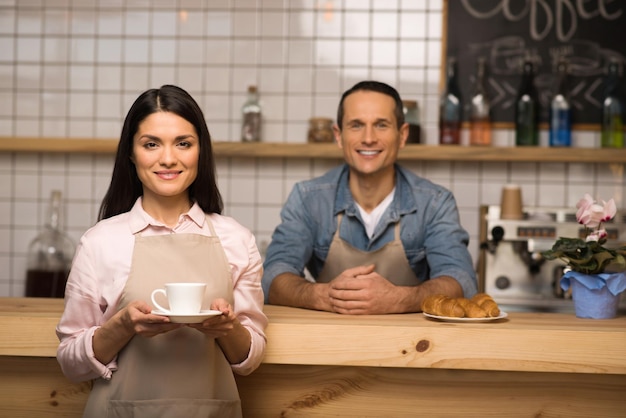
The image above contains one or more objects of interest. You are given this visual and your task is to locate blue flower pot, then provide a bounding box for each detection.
[569,279,620,319]
[561,271,626,319]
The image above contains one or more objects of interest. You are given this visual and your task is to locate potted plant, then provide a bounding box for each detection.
[542,194,626,318]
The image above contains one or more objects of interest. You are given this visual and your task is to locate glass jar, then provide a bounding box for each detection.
[307,117,334,143]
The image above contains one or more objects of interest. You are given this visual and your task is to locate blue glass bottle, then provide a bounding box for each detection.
[549,59,571,147]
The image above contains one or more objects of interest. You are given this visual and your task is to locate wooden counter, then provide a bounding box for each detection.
[1,297,625,417]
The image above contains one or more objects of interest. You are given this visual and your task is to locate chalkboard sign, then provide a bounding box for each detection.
[444,0,626,128]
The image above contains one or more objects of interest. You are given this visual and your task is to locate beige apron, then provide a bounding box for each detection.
[83,216,242,418]
[317,213,420,286]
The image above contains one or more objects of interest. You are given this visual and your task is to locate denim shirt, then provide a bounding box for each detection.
[262,164,478,301]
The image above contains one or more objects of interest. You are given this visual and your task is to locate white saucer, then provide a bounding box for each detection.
[152,309,222,324]
[423,311,508,323]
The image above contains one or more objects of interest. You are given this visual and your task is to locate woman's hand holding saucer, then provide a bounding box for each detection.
[124,300,183,337]
[188,298,234,338]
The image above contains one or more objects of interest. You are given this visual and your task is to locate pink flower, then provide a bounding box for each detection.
[576,193,594,210]
[576,195,616,229]
[577,203,604,228]
[586,229,607,242]
[576,194,594,224]
[603,199,617,222]
[544,193,625,274]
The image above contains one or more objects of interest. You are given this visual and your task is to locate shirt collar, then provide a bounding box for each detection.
[334,164,416,220]
[128,197,205,233]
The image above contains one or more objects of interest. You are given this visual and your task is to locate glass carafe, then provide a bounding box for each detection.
[25,190,75,298]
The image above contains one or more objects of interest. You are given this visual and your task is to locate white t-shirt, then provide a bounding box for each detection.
[356,188,396,239]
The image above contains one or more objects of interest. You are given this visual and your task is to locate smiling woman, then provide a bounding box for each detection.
[98,85,222,221]
[55,85,267,418]
[131,112,200,225]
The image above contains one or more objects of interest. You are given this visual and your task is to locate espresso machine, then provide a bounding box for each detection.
[478,205,626,312]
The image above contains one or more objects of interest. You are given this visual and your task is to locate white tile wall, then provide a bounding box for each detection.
[0,0,622,296]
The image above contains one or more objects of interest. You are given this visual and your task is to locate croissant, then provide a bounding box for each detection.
[421,294,464,318]
[471,293,501,317]
[457,298,488,318]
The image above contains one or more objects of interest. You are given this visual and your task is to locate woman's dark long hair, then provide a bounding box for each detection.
[98,85,223,220]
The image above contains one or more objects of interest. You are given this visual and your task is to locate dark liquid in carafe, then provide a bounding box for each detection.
[25,269,68,298]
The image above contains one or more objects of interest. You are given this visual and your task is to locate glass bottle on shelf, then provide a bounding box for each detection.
[402,100,421,144]
[25,190,75,298]
[469,57,492,146]
[439,57,463,145]
[241,85,262,142]
[549,58,572,147]
[515,60,539,146]
[601,59,625,148]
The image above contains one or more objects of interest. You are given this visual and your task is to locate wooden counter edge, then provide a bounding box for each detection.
[2,298,626,375]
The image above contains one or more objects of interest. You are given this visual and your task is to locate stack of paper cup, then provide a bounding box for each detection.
[500,184,523,220]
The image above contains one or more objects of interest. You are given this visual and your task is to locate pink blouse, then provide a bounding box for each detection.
[56,198,267,382]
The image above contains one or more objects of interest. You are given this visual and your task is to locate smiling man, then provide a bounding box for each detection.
[262,81,477,314]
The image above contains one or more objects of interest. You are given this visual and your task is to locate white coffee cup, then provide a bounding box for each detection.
[151,283,207,315]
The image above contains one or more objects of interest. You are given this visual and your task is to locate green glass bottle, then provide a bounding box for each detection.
[601,59,625,148]
[515,60,539,146]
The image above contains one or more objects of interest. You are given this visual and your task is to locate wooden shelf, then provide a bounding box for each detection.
[1,136,625,163]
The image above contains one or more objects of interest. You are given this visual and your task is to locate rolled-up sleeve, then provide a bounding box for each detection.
[215,216,268,375]
[423,189,478,297]
[56,237,119,383]
[261,185,316,301]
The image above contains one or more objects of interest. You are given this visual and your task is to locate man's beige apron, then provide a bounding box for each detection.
[317,213,420,285]
[83,217,242,418]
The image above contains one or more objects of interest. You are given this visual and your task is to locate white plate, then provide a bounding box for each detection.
[152,309,222,324]
[423,311,508,323]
